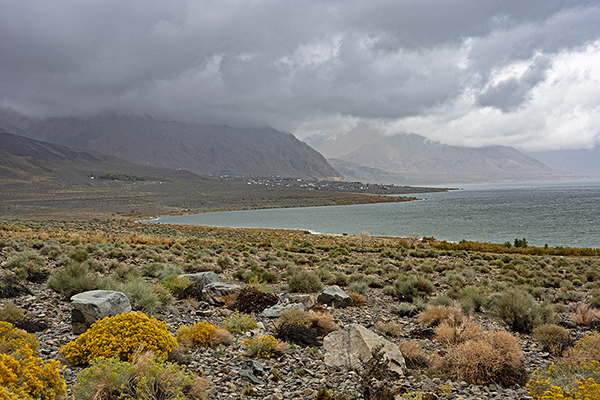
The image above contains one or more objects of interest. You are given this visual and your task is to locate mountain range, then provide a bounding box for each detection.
[305,126,580,184]
[0,109,343,182]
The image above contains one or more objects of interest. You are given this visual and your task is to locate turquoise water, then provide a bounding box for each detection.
[143,180,600,249]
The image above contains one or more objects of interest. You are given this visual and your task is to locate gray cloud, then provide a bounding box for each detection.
[1,0,600,150]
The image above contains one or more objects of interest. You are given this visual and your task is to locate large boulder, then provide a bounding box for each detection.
[323,324,406,376]
[183,271,220,290]
[202,282,242,306]
[317,285,352,308]
[70,290,131,334]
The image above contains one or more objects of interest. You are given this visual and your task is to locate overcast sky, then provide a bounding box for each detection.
[2,0,600,151]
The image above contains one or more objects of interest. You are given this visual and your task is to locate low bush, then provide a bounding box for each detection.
[417,306,464,326]
[101,276,165,313]
[47,262,99,298]
[432,330,528,387]
[72,351,209,400]
[397,340,429,369]
[532,324,572,356]
[348,281,369,295]
[484,289,555,333]
[277,309,311,327]
[244,335,279,358]
[434,317,482,346]
[571,303,600,327]
[232,264,278,283]
[5,249,48,283]
[572,333,600,363]
[142,262,183,279]
[375,321,403,337]
[287,268,323,293]
[347,291,366,307]
[0,322,66,400]
[389,275,434,301]
[223,310,258,334]
[0,302,26,322]
[159,274,192,296]
[308,312,339,335]
[176,321,217,347]
[60,311,178,365]
[389,303,417,317]
[274,322,320,347]
[527,360,600,400]
[228,285,278,314]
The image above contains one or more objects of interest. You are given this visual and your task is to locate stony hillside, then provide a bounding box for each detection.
[0,109,344,181]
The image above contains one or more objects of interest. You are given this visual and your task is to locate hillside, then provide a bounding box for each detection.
[525,146,600,176]
[0,109,343,181]
[306,128,579,184]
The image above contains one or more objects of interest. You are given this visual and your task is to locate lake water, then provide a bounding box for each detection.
[143,179,600,249]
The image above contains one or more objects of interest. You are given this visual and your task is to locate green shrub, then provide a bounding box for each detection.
[348,281,369,295]
[60,311,178,365]
[73,352,209,400]
[389,303,417,317]
[428,295,454,307]
[68,250,89,262]
[223,311,258,334]
[232,264,278,283]
[287,269,323,293]
[101,277,163,313]
[159,274,192,296]
[389,275,434,301]
[142,262,183,279]
[532,324,572,355]
[484,289,555,333]
[47,262,99,297]
[458,286,486,314]
[5,250,47,282]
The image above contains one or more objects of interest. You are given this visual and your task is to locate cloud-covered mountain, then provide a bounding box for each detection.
[306,129,578,184]
[0,110,343,181]
[525,147,600,176]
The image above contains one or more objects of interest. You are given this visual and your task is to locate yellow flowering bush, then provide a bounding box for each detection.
[243,335,278,358]
[176,321,216,347]
[223,311,257,334]
[60,311,177,365]
[73,351,209,400]
[527,360,600,399]
[0,323,66,400]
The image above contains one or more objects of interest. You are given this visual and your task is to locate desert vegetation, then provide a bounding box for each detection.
[0,218,599,399]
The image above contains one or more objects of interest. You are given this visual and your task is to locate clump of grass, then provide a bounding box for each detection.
[484,289,555,333]
[532,324,572,356]
[398,340,429,369]
[375,321,403,337]
[0,302,26,321]
[417,306,464,326]
[388,275,434,302]
[434,317,482,346]
[571,303,600,327]
[286,268,323,293]
[47,262,99,298]
[389,303,417,317]
[347,291,366,307]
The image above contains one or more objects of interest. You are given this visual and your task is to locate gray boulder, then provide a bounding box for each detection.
[279,293,315,309]
[70,290,131,334]
[323,324,406,376]
[202,282,242,306]
[317,285,352,308]
[182,271,220,290]
[260,302,306,318]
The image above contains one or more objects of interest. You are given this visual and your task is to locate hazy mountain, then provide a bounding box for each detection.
[306,128,579,184]
[0,130,211,184]
[0,109,344,181]
[525,146,600,176]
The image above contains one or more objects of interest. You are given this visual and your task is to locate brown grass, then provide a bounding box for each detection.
[431,330,528,387]
[398,340,429,369]
[434,318,483,346]
[375,321,403,337]
[209,328,234,346]
[347,291,366,307]
[277,309,311,327]
[571,303,600,327]
[0,302,26,321]
[417,305,464,326]
[532,324,572,356]
[309,312,339,335]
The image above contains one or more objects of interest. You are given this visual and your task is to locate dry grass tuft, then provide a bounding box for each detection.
[375,321,403,337]
[571,303,600,327]
[398,340,429,369]
[0,302,26,322]
[209,328,234,346]
[532,324,572,356]
[417,305,464,326]
[434,317,483,346]
[347,291,366,307]
[431,330,528,387]
[309,312,339,335]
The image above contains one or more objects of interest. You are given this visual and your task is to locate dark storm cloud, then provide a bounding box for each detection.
[1,0,600,150]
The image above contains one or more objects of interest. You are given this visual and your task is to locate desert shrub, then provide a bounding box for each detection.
[375,321,403,337]
[47,262,99,298]
[572,333,600,363]
[233,263,278,284]
[389,303,417,317]
[244,335,279,358]
[223,311,258,334]
[5,250,47,283]
[457,286,486,314]
[527,360,600,400]
[101,276,163,313]
[398,340,429,369]
[142,262,183,279]
[0,322,66,400]
[432,330,528,387]
[217,256,232,268]
[287,269,323,293]
[532,324,573,356]
[484,289,555,333]
[208,328,234,346]
[278,308,311,327]
[571,303,600,327]
[348,291,366,307]
[390,275,434,301]
[434,317,482,346]
[81,258,106,273]
[308,312,339,335]
[417,306,464,326]
[72,352,209,400]
[348,281,369,295]
[176,321,216,347]
[60,311,178,365]
[228,285,278,314]
[68,250,89,262]
[590,293,600,309]
[0,302,26,322]
[428,295,454,307]
[274,322,320,347]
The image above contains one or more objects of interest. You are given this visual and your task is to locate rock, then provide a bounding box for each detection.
[70,290,131,334]
[242,360,264,375]
[239,369,264,385]
[260,302,306,318]
[202,282,241,306]
[183,271,220,289]
[323,323,406,376]
[279,293,315,309]
[317,285,351,308]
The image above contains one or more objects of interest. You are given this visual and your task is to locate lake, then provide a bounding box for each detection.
[142,179,600,249]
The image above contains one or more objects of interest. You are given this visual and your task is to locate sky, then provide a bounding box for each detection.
[1,0,600,151]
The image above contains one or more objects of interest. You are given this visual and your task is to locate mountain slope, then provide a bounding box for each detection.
[306,129,578,184]
[525,146,600,175]
[0,110,344,181]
